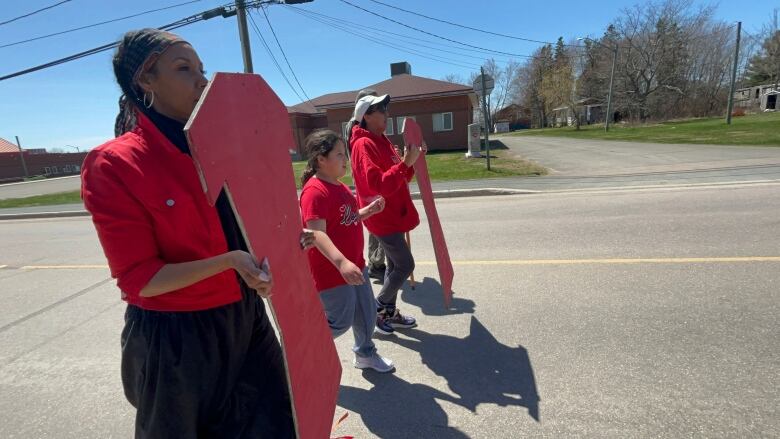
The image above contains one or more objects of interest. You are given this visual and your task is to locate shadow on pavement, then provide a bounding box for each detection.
[395,317,540,421]
[400,276,475,316]
[339,315,540,438]
[338,372,469,439]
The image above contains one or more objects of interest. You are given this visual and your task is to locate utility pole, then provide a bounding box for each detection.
[480,66,491,171]
[15,136,29,179]
[235,0,254,73]
[605,45,617,132]
[726,21,742,125]
[578,36,617,131]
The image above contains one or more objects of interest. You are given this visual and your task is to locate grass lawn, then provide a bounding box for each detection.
[1,150,545,208]
[506,111,780,146]
[0,191,82,209]
[292,149,547,189]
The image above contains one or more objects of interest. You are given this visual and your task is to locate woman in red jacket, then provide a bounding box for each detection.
[81,29,296,438]
[347,94,426,334]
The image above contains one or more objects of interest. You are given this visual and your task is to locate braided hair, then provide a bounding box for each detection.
[112,28,186,136]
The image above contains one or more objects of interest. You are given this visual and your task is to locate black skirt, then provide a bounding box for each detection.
[121,289,295,439]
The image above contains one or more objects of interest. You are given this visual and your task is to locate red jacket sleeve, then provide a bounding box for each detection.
[354,138,411,198]
[405,163,416,182]
[81,149,165,299]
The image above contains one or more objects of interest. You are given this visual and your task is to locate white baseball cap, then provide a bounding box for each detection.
[350,94,390,126]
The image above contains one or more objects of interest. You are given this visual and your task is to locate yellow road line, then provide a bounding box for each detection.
[417,256,780,266]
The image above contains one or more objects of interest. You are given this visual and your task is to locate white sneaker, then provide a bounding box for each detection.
[353,353,395,373]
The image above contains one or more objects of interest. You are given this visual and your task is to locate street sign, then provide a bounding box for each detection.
[473,73,494,96]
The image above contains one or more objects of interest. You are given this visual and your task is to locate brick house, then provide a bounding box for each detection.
[0,137,87,182]
[287,62,477,156]
[494,103,533,131]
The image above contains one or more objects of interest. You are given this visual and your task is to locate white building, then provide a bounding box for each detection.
[734,83,779,112]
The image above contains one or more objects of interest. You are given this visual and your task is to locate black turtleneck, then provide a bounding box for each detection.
[142,107,249,259]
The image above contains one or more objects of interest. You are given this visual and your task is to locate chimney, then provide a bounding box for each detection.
[390,62,411,77]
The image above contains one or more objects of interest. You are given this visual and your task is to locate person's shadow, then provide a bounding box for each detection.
[400,277,476,316]
[339,315,540,437]
[338,372,470,439]
[401,277,539,419]
[394,317,541,422]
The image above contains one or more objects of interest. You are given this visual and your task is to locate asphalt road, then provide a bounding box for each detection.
[3,138,780,203]
[1,182,778,438]
[0,176,81,200]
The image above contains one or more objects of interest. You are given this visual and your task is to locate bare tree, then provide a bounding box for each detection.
[441,73,468,85]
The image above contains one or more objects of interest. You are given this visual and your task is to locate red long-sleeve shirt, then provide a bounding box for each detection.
[81,111,241,311]
[349,125,419,236]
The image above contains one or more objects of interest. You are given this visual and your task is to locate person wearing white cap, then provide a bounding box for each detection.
[347,91,426,334]
[351,90,390,283]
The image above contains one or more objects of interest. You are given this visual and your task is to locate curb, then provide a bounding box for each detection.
[0,188,537,221]
[410,188,539,199]
[0,210,91,221]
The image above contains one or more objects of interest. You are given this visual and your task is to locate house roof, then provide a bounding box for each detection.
[288,74,474,115]
[736,83,780,92]
[0,137,20,153]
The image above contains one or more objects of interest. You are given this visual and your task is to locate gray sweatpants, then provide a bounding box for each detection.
[376,232,415,308]
[318,268,377,358]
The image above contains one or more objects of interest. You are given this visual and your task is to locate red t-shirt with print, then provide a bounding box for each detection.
[300,177,366,292]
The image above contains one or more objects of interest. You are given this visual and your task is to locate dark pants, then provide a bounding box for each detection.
[376,232,415,308]
[367,233,386,270]
[121,290,295,439]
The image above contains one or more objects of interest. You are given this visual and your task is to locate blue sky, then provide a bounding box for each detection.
[0,0,775,151]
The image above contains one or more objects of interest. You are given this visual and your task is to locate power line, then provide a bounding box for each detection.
[337,0,538,59]
[0,5,233,81]
[1,0,204,49]
[365,0,574,47]
[285,6,479,70]
[285,6,481,66]
[0,0,73,26]
[258,6,311,101]
[246,11,306,102]
[286,6,520,63]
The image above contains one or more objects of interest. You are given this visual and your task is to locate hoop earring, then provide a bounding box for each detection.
[143,91,155,109]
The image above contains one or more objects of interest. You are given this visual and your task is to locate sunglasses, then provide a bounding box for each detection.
[366,103,388,114]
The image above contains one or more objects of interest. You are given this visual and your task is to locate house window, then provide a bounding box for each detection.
[384,117,394,136]
[396,116,416,133]
[756,89,760,99]
[50,166,58,174]
[44,167,51,175]
[63,165,72,173]
[73,165,80,172]
[433,112,453,132]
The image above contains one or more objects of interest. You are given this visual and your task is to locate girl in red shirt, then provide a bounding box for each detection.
[300,129,394,372]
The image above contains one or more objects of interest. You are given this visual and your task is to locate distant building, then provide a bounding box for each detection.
[287,62,477,155]
[551,98,606,127]
[493,103,532,131]
[0,137,87,182]
[734,83,779,112]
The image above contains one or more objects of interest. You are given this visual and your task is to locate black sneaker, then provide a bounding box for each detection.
[368,266,386,281]
[375,313,395,335]
[383,308,417,329]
